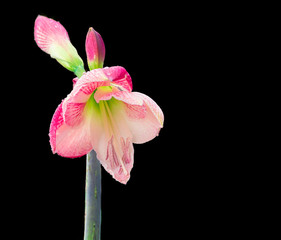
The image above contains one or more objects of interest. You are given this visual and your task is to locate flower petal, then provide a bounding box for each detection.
[72,77,78,87]
[34,15,84,74]
[70,68,111,103]
[112,91,143,105]
[49,98,102,158]
[134,92,164,127]
[93,86,119,103]
[70,67,133,104]
[49,102,64,154]
[121,92,164,144]
[93,99,134,184]
[94,86,143,105]
[86,27,105,70]
[94,90,163,145]
[34,15,70,54]
[103,66,133,92]
[62,69,111,128]
[49,100,92,157]
[62,102,86,126]
[54,120,93,158]
[103,136,134,184]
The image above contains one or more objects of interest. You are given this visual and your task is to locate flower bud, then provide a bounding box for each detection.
[85,27,105,70]
[34,15,84,76]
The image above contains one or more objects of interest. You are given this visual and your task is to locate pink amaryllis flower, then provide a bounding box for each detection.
[35,15,164,184]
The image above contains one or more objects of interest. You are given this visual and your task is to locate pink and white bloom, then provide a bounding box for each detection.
[34,16,164,184]
[50,67,163,183]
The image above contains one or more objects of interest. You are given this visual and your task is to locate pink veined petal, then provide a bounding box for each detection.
[92,99,134,184]
[112,91,143,105]
[54,119,93,158]
[62,69,111,128]
[103,66,133,92]
[103,136,134,184]
[70,69,111,103]
[49,99,102,158]
[120,92,164,144]
[94,89,163,145]
[49,101,64,154]
[92,134,134,184]
[49,100,92,157]
[124,102,147,119]
[62,102,86,126]
[34,15,70,54]
[134,92,164,127]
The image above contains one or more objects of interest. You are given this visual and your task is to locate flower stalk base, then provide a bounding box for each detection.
[84,150,101,240]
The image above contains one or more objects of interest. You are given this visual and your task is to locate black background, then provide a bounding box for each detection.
[2,2,253,240]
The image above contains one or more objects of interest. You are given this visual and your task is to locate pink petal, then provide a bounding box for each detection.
[94,89,163,145]
[34,15,84,73]
[112,91,143,105]
[134,92,164,127]
[49,99,102,158]
[103,66,133,92]
[122,92,164,144]
[93,99,134,184]
[70,67,133,104]
[93,86,119,103]
[61,69,111,128]
[124,103,147,119]
[94,87,143,105]
[54,121,93,158]
[72,77,78,87]
[34,15,70,54]
[49,102,64,154]
[62,102,86,126]
[86,27,105,70]
[103,136,134,184]
[61,96,134,183]
[70,69,111,103]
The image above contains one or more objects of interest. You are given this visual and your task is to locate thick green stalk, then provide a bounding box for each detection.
[84,150,101,240]
[74,65,86,78]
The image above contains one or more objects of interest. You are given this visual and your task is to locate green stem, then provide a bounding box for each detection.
[84,150,101,240]
[74,65,86,78]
